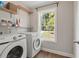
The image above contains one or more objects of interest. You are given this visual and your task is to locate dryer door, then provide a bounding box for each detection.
[7,46,23,58]
[33,38,41,50]
[1,39,26,58]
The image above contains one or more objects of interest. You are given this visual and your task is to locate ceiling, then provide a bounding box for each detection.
[10,1,55,9]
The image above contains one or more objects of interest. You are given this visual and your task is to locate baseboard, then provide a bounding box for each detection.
[41,48,73,58]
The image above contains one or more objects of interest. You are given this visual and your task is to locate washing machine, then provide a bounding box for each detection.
[26,32,41,58]
[0,33,27,58]
[18,32,41,58]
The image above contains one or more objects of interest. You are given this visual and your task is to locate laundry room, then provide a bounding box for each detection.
[0,0,79,58]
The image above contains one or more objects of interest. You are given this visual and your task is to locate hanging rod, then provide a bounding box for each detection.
[36,2,59,9]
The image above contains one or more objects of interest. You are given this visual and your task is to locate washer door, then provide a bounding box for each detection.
[33,38,41,50]
[1,39,26,58]
[7,46,23,58]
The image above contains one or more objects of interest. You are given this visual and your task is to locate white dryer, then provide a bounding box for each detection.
[26,32,41,58]
[0,34,27,58]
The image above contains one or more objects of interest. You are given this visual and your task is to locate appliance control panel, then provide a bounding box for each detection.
[13,34,26,40]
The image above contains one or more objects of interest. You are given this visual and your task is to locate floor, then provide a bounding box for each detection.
[34,50,69,58]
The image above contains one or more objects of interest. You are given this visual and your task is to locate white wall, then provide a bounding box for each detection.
[0,10,11,33]
[30,10,38,32]
[17,9,30,28]
[30,1,74,55]
[0,10,10,19]
[0,8,30,32]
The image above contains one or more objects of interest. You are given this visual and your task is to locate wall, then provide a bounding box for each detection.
[17,9,30,28]
[0,10,10,19]
[30,1,74,55]
[30,10,38,32]
[0,10,11,33]
[0,8,30,32]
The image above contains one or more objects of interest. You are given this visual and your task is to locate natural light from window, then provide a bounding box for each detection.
[38,5,57,42]
[41,11,55,41]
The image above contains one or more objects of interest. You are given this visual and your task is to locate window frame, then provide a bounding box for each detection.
[38,7,57,42]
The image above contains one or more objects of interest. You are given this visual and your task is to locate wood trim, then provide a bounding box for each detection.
[16,5,33,13]
[41,48,74,58]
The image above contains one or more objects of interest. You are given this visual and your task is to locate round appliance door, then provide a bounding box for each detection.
[33,38,41,50]
[1,39,26,58]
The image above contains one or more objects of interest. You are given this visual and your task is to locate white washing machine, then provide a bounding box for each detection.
[25,32,41,58]
[0,33,27,58]
[18,32,41,58]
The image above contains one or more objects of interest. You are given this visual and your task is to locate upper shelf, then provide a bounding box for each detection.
[1,7,17,14]
[16,5,33,14]
[0,2,33,14]
[0,2,17,14]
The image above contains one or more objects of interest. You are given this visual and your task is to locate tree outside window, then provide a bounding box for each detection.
[41,12,55,31]
[41,12,55,41]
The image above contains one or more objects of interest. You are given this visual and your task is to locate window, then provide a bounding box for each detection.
[38,6,57,42]
[41,12,55,31]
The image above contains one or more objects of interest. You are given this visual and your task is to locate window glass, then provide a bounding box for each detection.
[39,9,56,42]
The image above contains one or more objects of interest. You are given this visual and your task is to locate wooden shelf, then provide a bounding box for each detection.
[17,5,33,14]
[1,7,17,14]
[0,2,17,14]
[0,2,33,14]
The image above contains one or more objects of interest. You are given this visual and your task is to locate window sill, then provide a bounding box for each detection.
[40,37,56,43]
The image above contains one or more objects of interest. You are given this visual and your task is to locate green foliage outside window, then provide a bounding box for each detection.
[41,12,55,31]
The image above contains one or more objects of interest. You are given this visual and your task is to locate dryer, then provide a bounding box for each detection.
[25,32,41,58]
[0,33,27,58]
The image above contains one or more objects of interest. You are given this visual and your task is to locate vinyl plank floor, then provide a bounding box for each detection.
[34,50,69,58]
